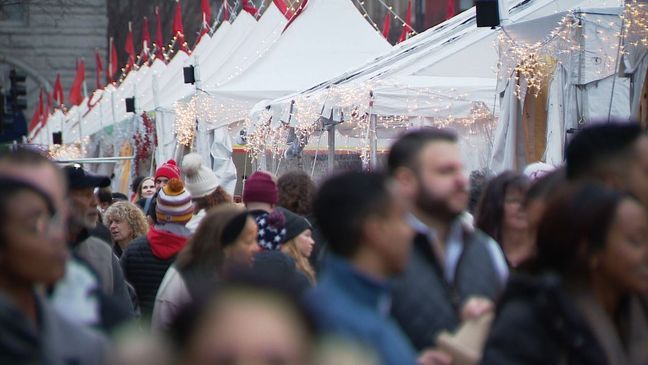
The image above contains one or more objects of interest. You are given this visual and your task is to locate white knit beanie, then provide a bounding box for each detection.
[182,153,219,198]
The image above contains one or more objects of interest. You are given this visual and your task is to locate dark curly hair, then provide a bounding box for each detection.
[277,170,316,216]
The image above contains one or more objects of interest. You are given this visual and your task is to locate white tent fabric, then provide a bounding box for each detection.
[263,0,603,120]
[200,0,391,128]
[177,12,257,175]
[195,12,256,89]
[204,3,287,88]
[489,3,640,172]
[191,4,286,185]
[191,6,286,194]
[153,21,237,165]
[249,0,608,172]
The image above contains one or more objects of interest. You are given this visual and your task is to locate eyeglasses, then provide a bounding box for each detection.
[29,210,66,237]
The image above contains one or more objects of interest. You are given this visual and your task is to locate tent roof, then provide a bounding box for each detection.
[204,2,287,88]
[197,11,257,86]
[209,0,391,101]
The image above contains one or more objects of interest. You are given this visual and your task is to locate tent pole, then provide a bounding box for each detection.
[77,109,83,142]
[499,0,510,25]
[327,124,335,173]
[369,114,377,170]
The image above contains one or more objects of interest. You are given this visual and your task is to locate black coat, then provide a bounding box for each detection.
[481,272,608,365]
[120,236,176,319]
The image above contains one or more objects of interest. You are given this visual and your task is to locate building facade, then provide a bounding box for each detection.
[0,0,107,141]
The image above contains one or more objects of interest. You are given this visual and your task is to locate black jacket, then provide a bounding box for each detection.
[481,272,607,365]
[120,236,176,319]
[391,229,503,350]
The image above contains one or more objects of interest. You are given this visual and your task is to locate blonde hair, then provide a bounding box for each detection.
[104,201,149,241]
[283,239,316,284]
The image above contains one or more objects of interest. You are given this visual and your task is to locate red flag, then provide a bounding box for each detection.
[29,89,44,133]
[283,0,309,33]
[53,73,64,106]
[125,22,135,69]
[68,59,85,106]
[242,0,258,17]
[398,0,413,43]
[446,0,455,19]
[172,0,184,36]
[154,7,165,60]
[201,0,212,25]
[382,12,392,39]
[223,0,230,22]
[108,37,118,83]
[172,0,188,53]
[273,0,293,19]
[95,48,103,90]
[141,16,151,62]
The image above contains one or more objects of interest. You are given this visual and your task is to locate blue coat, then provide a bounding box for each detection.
[305,256,418,365]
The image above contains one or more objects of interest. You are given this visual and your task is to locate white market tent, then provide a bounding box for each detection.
[155,12,259,193]
[204,3,287,88]
[197,0,392,129]
[191,4,288,193]
[255,0,614,172]
[488,0,647,171]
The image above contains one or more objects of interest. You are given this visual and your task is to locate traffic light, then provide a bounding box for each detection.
[9,69,27,111]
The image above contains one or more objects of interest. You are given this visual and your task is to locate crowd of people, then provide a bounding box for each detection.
[0,121,646,365]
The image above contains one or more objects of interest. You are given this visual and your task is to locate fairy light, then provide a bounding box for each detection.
[374,0,418,37]
[48,137,90,160]
[175,96,197,146]
[497,2,648,100]
[352,0,418,40]
[162,2,648,166]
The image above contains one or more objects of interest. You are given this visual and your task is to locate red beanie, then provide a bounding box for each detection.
[243,171,277,205]
[155,160,181,181]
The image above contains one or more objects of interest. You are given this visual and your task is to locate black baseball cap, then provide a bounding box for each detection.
[63,164,111,190]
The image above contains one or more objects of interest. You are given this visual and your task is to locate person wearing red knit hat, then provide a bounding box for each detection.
[154,160,181,190]
[121,178,193,322]
[242,171,278,219]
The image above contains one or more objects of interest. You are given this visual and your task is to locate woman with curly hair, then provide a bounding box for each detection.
[104,201,149,257]
[277,170,328,271]
[277,170,316,216]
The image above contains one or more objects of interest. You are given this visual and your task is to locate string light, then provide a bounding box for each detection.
[48,137,90,160]
[497,2,648,100]
[373,0,418,36]
[174,96,197,146]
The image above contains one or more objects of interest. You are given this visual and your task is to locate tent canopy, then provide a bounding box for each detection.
[211,0,390,99]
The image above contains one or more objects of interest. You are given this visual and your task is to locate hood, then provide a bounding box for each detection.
[147,226,189,260]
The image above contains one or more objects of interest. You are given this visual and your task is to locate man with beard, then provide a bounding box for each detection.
[64,165,135,323]
[387,128,508,358]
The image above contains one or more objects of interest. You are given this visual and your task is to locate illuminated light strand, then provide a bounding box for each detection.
[352,0,418,41]
[174,96,197,146]
[497,3,648,100]
[372,0,418,36]
[48,137,90,160]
